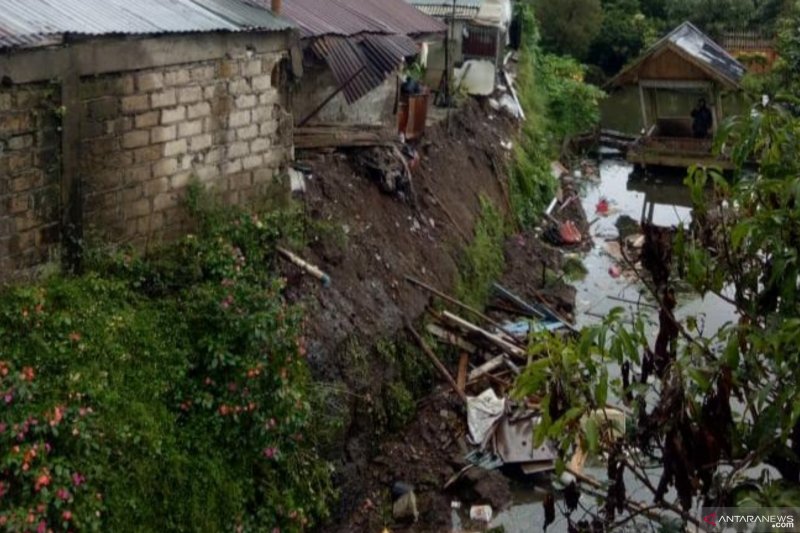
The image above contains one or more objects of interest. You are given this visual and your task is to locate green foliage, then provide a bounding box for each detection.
[589,0,652,75]
[509,4,603,227]
[514,97,800,525]
[456,197,507,309]
[533,0,604,59]
[0,205,336,531]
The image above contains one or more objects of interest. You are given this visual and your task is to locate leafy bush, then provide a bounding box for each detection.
[456,196,507,308]
[0,206,336,531]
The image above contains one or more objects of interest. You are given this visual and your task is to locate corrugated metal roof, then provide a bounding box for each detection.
[311,33,416,104]
[609,22,746,88]
[279,0,445,38]
[407,0,480,20]
[0,0,293,50]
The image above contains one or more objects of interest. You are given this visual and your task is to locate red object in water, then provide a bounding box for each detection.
[559,221,582,244]
[596,198,610,215]
[608,265,622,278]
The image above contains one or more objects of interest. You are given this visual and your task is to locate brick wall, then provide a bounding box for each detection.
[79,50,292,249]
[0,83,62,276]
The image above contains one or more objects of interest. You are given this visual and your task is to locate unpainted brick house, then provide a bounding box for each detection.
[0,0,298,280]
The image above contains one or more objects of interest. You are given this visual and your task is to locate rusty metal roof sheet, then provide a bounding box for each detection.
[280,0,445,38]
[0,0,293,50]
[311,33,416,104]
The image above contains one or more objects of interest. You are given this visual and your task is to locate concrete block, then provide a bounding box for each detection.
[222,158,242,175]
[151,125,177,143]
[125,165,151,184]
[164,69,191,87]
[229,110,251,128]
[135,111,160,129]
[189,133,213,152]
[229,79,251,96]
[134,145,162,164]
[144,177,169,197]
[187,102,211,119]
[161,106,187,124]
[121,94,150,114]
[104,117,133,136]
[178,87,203,104]
[242,59,263,77]
[237,125,258,140]
[191,65,216,82]
[151,89,177,109]
[235,94,257,109]
[259,90,279,106]
[203,85,218,99]
[137,72,164,92]
[152,157,179,177]
[129,198,151,218]
[164,139,188,157]
[251,106,271,123]
[153,192,175,212]
[252,74,272,91]
[169,172,192,190]
[121,184,143,203]
[178,120,203,138]
[227,141,249,158]
[195,165,220,183]
[203,147,222,164]
[122,130,150,149]
[242,154,263,170]
[250,137,271,153]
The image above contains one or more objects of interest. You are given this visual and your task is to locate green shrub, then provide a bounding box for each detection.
[0,206,335,531]
[456,197,507,308]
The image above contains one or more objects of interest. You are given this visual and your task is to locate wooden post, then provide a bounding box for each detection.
[406,322,467,403]
[456,352,469,394]
[638,83,649,132]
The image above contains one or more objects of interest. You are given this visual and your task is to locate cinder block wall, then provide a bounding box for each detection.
[0,36,293,280]
[80,51,292,249]
[0,84,62,274]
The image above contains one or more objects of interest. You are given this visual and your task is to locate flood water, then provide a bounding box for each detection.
[485,156,738,532]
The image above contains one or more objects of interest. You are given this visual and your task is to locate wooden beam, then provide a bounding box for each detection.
[406,322,467,403]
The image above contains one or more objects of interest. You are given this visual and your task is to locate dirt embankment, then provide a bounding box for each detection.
[282,100,585,531]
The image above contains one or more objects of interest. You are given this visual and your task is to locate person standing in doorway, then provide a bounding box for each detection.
[691,98,713,138]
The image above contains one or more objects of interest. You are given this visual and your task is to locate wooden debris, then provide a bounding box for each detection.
[457,353,469,394]
[467,354,506,381]
[294,123,394,149]
[276,247,331,287]
[406,322,467,403]
[440,311,527,360]
[426,324,477,353]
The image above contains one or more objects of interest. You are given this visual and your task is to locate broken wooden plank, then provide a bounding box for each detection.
[467,354,506,381]
[408,276,525,348]
[426,324,477,353]
[406,322,467,403]
[441,311,527,360]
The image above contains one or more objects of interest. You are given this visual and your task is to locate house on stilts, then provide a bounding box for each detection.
[608,22,747,170]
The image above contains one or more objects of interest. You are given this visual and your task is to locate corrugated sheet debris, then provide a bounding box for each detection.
[0,0,293,50]
[311,33,417,103]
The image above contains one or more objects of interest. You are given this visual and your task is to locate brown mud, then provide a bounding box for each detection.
[281,100,586,531]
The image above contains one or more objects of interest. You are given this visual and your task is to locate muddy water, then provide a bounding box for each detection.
[486,159,737,532]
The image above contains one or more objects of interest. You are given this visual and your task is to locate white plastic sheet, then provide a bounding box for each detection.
[467,388,506,448]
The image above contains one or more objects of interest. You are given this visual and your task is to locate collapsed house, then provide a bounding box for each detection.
[280,0,445,127]
[408,0,512,94]
[0,0,296,280]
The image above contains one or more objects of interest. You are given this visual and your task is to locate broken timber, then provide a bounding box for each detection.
[440,311,527,360]
[406,322,467,403]
[294,124,394,149]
